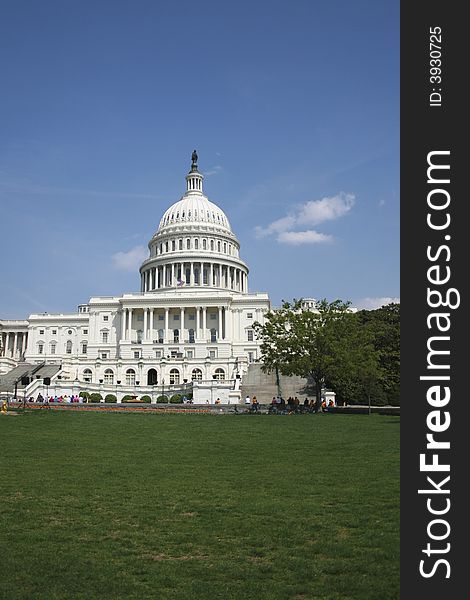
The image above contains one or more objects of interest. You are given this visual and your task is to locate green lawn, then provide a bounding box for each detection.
[0,412,399,600]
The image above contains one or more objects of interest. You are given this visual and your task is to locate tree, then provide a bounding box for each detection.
[357,303,400,405]
[253,299,379,409]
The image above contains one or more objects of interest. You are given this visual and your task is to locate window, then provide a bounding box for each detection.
[248,351,255,363]
[179,239,183,250]
[133,351,141,359]
[192,368,202,381]
[158,329,164,343]
[39,329,44,335]
[209,313,216,320]
[137,314,144,321]
[83,369,92,383]
[203,239,207,250]
[158,314,164,320]
[50,343,56,355]
[155,350,162,358]
[186,238,190,249]
[81,342,87,355]
[188,314,195,321]
[209,350,216,359]
[169,369,180,384]
[83,329,88,335]
[137,330,143,343]
[101,352,108,360]
[173,329,179,343]
[210,328,217,342]
[103,316,108,322]
[104,369,114,384]
[66,340,72,354]
[210,240,214,251]
[101,331,108,343]
[172,240,176,251]
[203,269,208,285]
[52,330,57,335]
[224,243,227,253]
[126,369,136,385]
[173,314,179,321]
[247,313,253,319]
[247,330,254,342]
[195,239,199,249]
[188,329,195,343]
[217,241,221,252]
[186,350,193,359]
[214,368,225,380]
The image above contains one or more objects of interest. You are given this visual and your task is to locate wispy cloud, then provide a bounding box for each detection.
[355,297,400,310]
[254,192,355,245]
[112,245,148,272]
[203,165,223,177]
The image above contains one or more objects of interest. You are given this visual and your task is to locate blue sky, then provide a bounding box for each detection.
[0,0,399,319]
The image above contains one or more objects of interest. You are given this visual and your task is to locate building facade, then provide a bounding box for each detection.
[0,153,270,402]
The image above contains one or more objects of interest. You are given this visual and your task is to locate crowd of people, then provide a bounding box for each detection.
[33,393,84,404]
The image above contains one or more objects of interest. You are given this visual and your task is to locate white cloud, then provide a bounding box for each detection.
[254,192,355,244]
[297,193,355,226]
[112,245,148,271]
[355,297,400,310]
[277,230,333,245]
[203,165,223,177]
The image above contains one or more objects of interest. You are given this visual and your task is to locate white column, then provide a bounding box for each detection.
[218,307,223,340]
[143,309,148,341]
[122,309,127,341]
[226,308,232,340]
[128,309,133,341]
[22,332,27,355]
[202,307,207,340]
[13,333,18,358]
[172,263,176,286]
[165,308,169,343]
[180,307,185,343]
[5,333,10,357]
[180,262,184,284]
[219,264,222,288]
[210,263,214,287]
[196,307,200,339]
[149,309,154,342]
[190,262,194,286]
[163,265,167,287]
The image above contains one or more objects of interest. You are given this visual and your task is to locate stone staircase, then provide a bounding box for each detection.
[0,362,61,393]
[240,363,315,404]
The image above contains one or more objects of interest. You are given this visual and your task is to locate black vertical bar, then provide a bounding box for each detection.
[401,2,465,597]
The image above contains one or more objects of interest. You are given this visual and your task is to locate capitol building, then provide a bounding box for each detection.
[0,153,271,403]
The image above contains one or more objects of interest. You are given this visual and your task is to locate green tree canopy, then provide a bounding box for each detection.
[253,299,380,408]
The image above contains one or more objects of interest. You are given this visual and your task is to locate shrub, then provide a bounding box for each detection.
[170,394,182,404]
[156,395,169,403]
[140,395,151,403]
[104,394,117,403]
[122,395,134,402]
[89,393,102,403]
[79,391,90,399]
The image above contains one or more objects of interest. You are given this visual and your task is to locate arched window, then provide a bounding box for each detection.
[66,340,72,354]
[203,239,207,250]
[158,329,164,344]
[210,240,214,251]
[81,341,87,355]
[83,369,92,382]
[172,240,176,251]
[185,268,190,284]
[192,368,202,382]
[50,342,56,355]
[195,239,199,250]
[194,268,200,285]
[38,342,44,355]
[179,239,183,250]
[214,368,225,381]
[147,369,158,385]
[210,328,217,342]
[186,238,190,249]
[188,328,195,343]
[217,241,221,252]
[165,242,169,252]
[224,243,227,253]
[173,329,179,343]
[104,369,114,384]
[126,369,136,385]
[169,368,180,385]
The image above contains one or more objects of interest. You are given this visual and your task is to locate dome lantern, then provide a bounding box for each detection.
[185,149,204,194]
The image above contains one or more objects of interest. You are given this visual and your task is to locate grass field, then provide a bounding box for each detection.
[0,411,399,600]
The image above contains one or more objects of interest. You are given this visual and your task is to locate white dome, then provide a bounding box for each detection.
[158,194,232,232]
